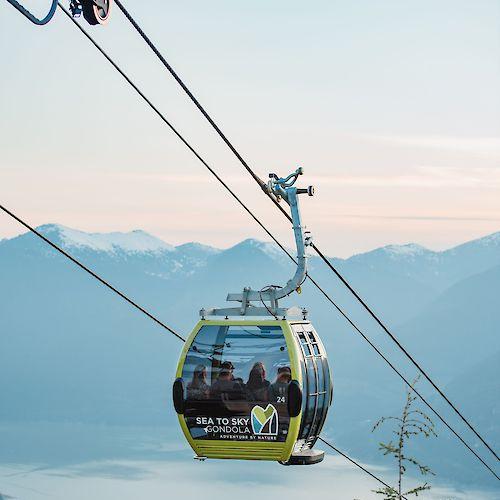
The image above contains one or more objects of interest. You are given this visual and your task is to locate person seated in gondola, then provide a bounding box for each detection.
[220,360,235,380]
[269,366,291,403]
[210,367,243,400]
[187,365,210,400]
[246,362,270,402]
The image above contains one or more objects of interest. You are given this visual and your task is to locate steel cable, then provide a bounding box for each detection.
[113,0,499,463]
[54,2,499,480]
[0,204,185,342]
[0,203,401,493]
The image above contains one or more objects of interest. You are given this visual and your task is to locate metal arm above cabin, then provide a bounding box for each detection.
[201,167,314,319]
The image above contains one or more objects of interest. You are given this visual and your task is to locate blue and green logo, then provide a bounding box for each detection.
[251,404,278,435]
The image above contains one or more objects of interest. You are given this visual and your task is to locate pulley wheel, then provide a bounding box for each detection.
[82,0,112,25]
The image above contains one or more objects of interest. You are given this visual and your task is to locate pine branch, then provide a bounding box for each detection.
[370,375,437,498]
[404,483,431,496]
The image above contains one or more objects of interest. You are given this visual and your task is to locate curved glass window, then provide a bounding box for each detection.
[182,325,291,442]
[292,323,331,447]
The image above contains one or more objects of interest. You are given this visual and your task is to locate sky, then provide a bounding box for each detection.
[1,0,499,257]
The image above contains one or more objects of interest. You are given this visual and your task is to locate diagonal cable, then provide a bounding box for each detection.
[318,438,408,499]
[0,204,185,342]
[113,0,499,463]
[54,3,499,480]
[0,204,401,492]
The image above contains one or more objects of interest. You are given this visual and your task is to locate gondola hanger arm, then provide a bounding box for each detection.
[207,167,314,317]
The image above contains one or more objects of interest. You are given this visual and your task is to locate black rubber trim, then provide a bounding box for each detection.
[172,377,185,414]
[287,380,302,418]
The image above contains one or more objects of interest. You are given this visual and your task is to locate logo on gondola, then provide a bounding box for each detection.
[250,404,278,435]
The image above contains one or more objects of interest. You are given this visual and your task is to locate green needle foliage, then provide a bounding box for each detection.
[372,376,437,499]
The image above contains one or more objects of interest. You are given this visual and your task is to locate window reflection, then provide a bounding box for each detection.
[246,362,270,401]
[187,365,210,400]
[182,325,291,442]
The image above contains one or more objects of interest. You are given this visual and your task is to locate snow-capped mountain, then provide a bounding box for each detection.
[447,230,500,251]
[379,242,430,258]
[350,242,432,261]
[175,242,221,258]
[37,224,175,254]
[238,238,291,262]
[337,232,500,294]
[1,224,223,280]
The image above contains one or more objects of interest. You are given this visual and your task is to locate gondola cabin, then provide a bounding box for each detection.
[173,319,332,465]
[173,168,333,465]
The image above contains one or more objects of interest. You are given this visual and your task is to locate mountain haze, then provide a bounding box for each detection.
[0,224,499,487]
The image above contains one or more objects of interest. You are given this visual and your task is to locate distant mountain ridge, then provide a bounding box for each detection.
[3,223,499,270]
[338,230,500,288]
[2,224,499,322]
[0,224,499,486]
[2,224,499,328]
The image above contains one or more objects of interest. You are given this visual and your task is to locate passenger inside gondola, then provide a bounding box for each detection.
[220,360,235,380]
[187,364,210,400]
[246,362,270,401]
[210,365,245,401]
[269,366,291,402]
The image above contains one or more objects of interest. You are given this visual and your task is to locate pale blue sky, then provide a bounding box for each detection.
[1,0,499,256]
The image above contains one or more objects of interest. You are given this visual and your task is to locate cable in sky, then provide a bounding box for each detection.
[54,3,499,480]
[112,0,499,463]
[0,204,186,343]
[0,203,401,493]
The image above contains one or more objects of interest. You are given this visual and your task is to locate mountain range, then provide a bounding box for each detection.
[0,224,499,487]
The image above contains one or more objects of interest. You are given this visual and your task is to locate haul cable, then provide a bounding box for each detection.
[54,3,499,480]
[0,204,402,493]
[113,0,499,463]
